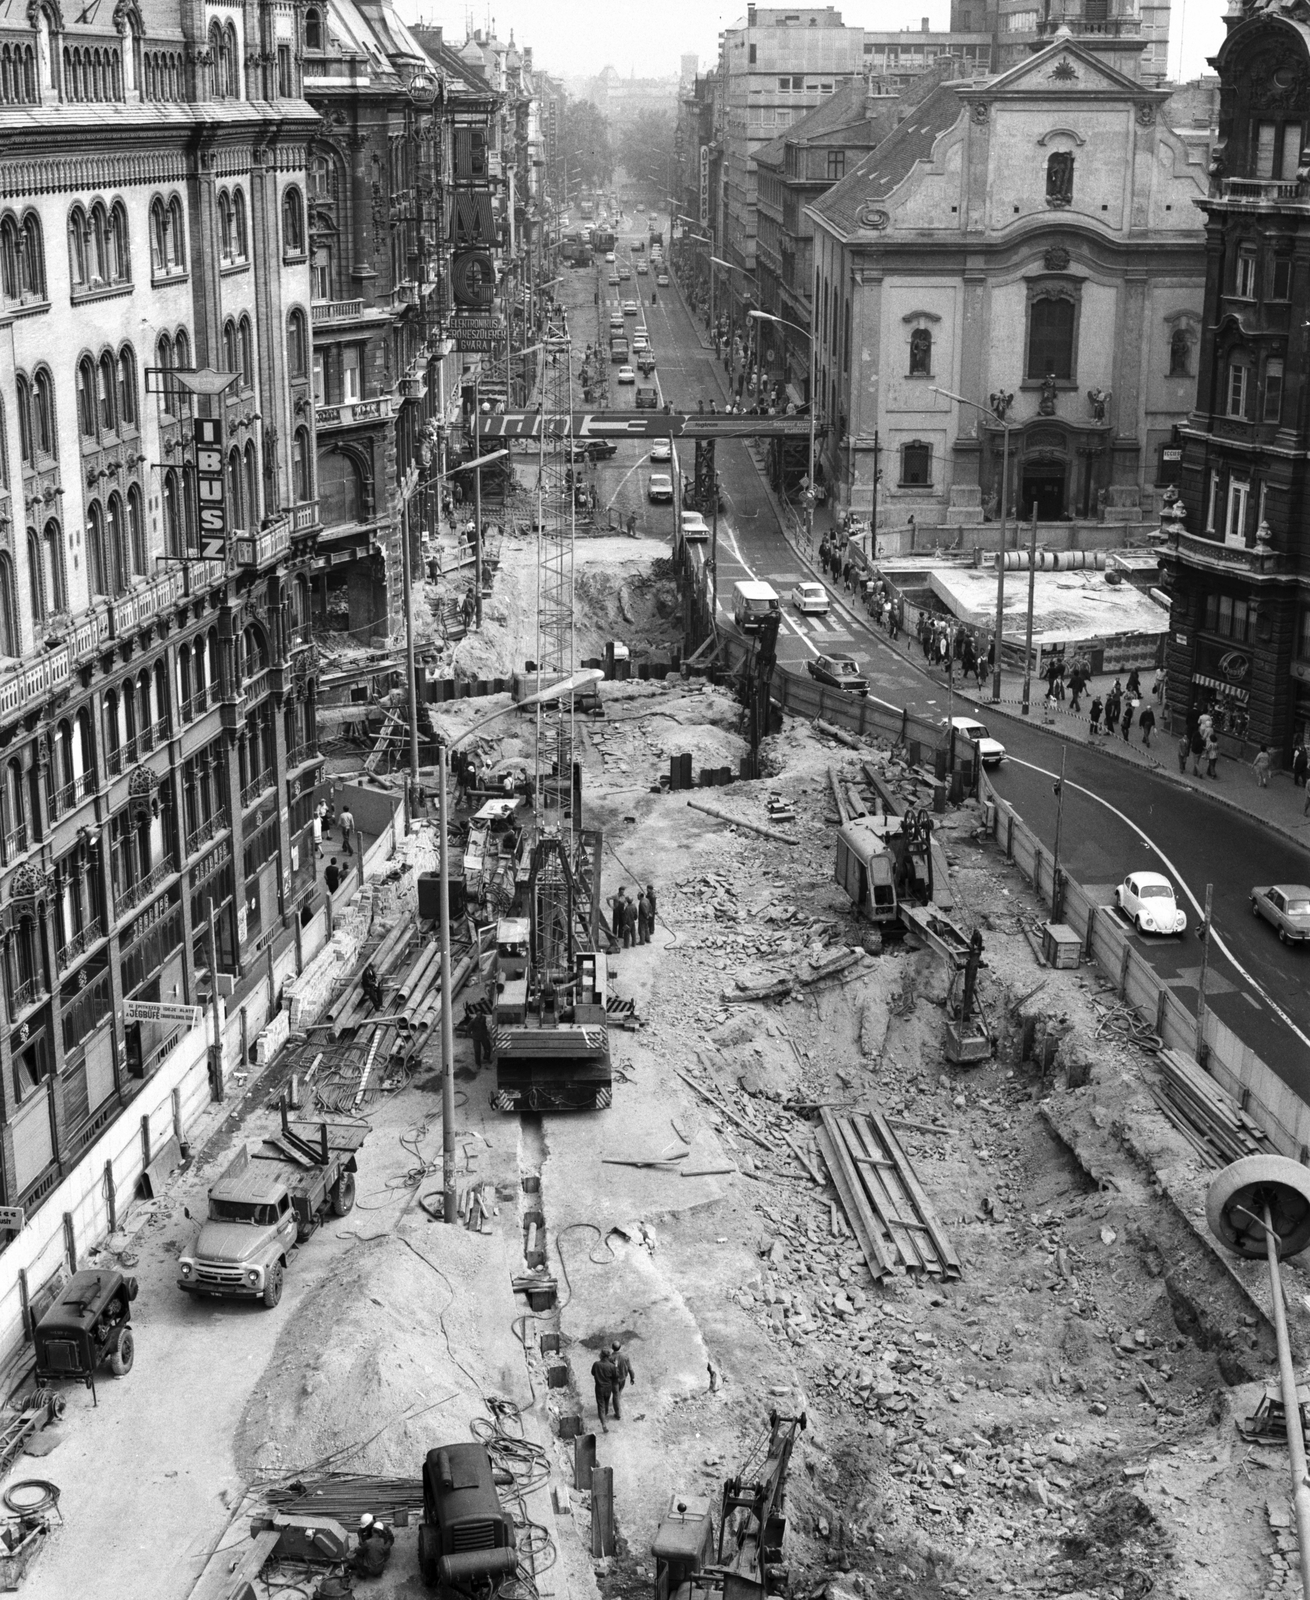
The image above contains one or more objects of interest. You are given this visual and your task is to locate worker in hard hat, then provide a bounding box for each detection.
[351,1513,395,1578]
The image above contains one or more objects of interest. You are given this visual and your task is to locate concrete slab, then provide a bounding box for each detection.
[928,565,1168,647]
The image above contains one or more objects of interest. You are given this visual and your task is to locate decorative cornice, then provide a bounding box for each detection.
[0,149,186,198]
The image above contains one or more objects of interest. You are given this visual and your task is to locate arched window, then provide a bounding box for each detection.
[238,314,253,390]
[156,331,174,413]
[288,308,307,378]
[900,440,932,487]
[127,484,144,574]
[222,318,237,376]
[282,186,305,256]
[0,398,7,488]
[908,327,932,377]
[163,468,181,555]
[218,190,233,261]
[225,23,238,97]
[117,344,137,427]
[42,519,64,613]
[32,368,54,459]
[87,502,107,595]
[88,201,107,283]
[243,440,258,524]
[97,350,116,432]
[0,554,16,657]
[292,426,311,502]
[233,188,248,260]
[227,446,243,528]
[209,21,226,96]
[26,528,43,620]
[167,195,184,269]
[0,214,18,300]
[175,326,190,368]
[4,211,46,303]
[305,7,322,49]
[14,373,31,464]
[67,204,86,289]
[105,492,125,594]
[150,199,166,273]
[76,356,95,437]
[1169,328,1191,378]
[108,200,129,279]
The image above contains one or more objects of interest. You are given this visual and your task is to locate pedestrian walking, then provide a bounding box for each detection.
[1176,732,1190,773]
[1105,693,1120,738]
[591,1351,619,1433]
[609,1341,635,1418]
[1139,704,1155,747]
[340,806,355,854]
[325,857,341,894]
[311,810,323,858]
[1294,744,1308,788]
[1254,745,1272,787]
[1205,731,1221,778]
[470,1006,491,1068]
[1190,729,1205,776]
[1089,697,1103,736]
[1126,668,1142,700]
[627,511,637,538]
[636,890,652,944]
[1121,699,1135,741]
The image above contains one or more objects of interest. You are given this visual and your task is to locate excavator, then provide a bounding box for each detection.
[653,1412,806,1600]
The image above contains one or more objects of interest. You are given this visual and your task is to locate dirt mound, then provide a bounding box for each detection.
[235,1225,530,1483]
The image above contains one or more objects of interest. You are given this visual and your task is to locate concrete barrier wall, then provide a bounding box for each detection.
[982,774,1310,1163]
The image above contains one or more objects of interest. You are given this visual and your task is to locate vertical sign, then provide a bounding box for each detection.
[547,96,558,161]
[699,145,709,226]
[193,417,227,561]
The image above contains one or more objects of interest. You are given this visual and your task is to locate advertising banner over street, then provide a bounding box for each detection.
[478,410,817,440]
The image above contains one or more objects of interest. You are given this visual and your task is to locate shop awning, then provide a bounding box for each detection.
[1192,672,1249,703]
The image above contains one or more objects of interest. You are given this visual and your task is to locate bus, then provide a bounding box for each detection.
[579,198,595,221]
[590,226,616,254]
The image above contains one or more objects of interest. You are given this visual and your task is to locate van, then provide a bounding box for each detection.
[635,384,658,409]
[610,338,629,363]
[732,580,781,634]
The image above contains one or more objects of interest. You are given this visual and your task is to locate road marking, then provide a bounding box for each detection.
[717,523,818,655]
[1005,755,1310,1051]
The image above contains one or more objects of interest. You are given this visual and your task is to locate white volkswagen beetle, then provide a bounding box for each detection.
[1115,871,1187,937]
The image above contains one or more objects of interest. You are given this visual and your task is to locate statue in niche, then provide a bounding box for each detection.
[1086,388,1110,422]
[1046,151,1074,209]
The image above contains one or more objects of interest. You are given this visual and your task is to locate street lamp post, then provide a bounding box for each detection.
[934,386,1014,703]
[750,308,815,544]
[430,667,604,1223]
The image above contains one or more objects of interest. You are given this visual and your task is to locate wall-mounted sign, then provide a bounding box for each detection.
[449,313,504,353]
[699,145,709,226]
[124,999,204,1027]
[1217,649,1251,683]
[193,416,226,561]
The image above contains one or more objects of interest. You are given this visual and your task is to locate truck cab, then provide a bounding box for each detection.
[732,581,781,635]
[653,1494,716,1600]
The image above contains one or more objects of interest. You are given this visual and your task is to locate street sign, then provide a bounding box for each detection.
[449,314,503,353]
[0,1207,24,1232]
[193,416,226,561]
[477,411,820,441]
[124,999,204,1027]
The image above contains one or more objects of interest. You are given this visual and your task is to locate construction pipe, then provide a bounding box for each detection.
[687,797,799,846]
[996,549,1107,572]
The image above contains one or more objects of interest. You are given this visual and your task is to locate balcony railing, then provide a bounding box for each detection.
[1172,528,1283,576]
[182,687,209,722]
[234,517,293,571]
[148,716,169,746]
[289,622,313,651]
[50,771,94,820]
[4,822,29,862]
[57,916,103,968]
[312,299,365,325]
[107,735,140,777]
[113,857,177,918]
[286,740,321,772]
[1222,177,1305,203]
[186,813,228,858]
[11,975,47,1016]
[241,771,274,807]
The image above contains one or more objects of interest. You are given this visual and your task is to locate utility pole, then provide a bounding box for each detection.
[205,898,224,1102]
[1051,744,1067,921]
[473,375,483,630]
[438,746,456,1223]
[398,464,421,807]
[1195,881,1214,1066]
[1020,501,1038,716]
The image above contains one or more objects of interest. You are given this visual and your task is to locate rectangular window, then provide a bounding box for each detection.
[1265,358,1284,423]
[749,43,757,63]
[1284,123,1304,178]
[1227,360,1248,418]
[342,345,361,404]
[312,350,324,407]
[1218,594,1233,634]
[1204,593,1219,632]
[1256,121,1277,179]
[827,150,845,181]
[901,441,932,486]
[1206,471,1220,533]
[1027,297,1075,381]
[277,44,292,97]
[1235,253,1257,298]
[1272,258,1293,299]
[1225,477,1250,544]
[1299,607,1310,661]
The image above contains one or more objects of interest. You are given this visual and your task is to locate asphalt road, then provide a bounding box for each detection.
[557,227,1310,1100]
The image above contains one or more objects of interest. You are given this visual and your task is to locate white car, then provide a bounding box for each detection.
[1116,871,1187,937]
[622,300,638,316]
[656,273,669,287]
[617,365,635,384]
[791,581,830,615]
[648,473,673,502]
[650,440,672,462]
[605,251,616,262]
[948,716,1006,765]
[680,512,710,542]
[636,261,649,275]
[632,334,650,352]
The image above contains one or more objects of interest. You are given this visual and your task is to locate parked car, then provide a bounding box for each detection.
[948,716,1006,766]
[622,300,638,316]
[791,581,830,615]
[807,655,868,695]
[1115,871,1187,937]
[617,365,636,384]
[656,273,669,287]
[650,439,672,462]
[1250,883,1310,944]
[583,440,618,461]
[648,473,673,502]
[680,511,710,542]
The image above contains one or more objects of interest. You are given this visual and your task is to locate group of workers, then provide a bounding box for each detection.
[590,1340,636,1434]
[608,884,657,948]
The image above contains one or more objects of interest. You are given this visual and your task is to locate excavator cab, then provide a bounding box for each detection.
[653,1494,716,1600]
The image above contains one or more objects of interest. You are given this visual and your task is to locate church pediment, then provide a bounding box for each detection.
[965,35,1161,103]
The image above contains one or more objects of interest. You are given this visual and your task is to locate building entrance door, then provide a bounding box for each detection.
[1021,467,1065,521]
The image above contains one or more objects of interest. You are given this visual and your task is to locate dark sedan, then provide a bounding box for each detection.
[807,654,868,696]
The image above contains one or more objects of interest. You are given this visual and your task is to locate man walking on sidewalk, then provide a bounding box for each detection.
[1139,703,1155,747]
[1176,731,1190,774]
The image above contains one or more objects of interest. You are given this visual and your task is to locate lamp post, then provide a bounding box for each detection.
[933,386,1014,703]
[750,308,815,542]
[431,666,604,1223]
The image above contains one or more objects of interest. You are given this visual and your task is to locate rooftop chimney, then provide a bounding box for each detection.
[922,16,930,30]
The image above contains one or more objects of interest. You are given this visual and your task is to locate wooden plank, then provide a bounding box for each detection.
[188,1528,281,1600]
[866,1109,961,1280]
[842,1115,931,1273]
[817,1109,895,1281]
[590,1465,616,1557]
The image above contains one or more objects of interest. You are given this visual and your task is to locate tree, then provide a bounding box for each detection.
[614,106,678,198]
[558,97,613,192]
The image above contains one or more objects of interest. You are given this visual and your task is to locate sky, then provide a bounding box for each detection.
[400,0,1225,87]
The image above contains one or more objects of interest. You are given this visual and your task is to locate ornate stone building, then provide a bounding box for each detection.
[0,0,321,1227]
[807,33,1212,529]
[1159,5,1310,762]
